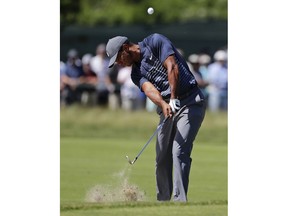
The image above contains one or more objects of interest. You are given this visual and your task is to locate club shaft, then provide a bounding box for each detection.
[134,117,168,160]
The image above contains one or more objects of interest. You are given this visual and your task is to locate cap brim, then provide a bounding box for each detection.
[108,52,118,68]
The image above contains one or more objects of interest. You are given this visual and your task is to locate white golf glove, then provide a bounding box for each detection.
[169,99,180,113]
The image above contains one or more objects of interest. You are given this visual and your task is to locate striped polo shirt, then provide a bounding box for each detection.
[131,33,198,99]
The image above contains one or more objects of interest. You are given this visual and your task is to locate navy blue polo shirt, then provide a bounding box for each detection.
[131,33,198,99]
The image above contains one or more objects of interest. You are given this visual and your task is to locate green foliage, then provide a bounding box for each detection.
[60,0,227,26]
[60,0,81,25]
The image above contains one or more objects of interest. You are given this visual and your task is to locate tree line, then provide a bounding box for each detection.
[61,0,227,27]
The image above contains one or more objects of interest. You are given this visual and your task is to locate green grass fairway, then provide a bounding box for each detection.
[60,106,227,216]
[60,202,227,216]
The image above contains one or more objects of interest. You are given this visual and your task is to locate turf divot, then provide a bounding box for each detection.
[85,164,146,202]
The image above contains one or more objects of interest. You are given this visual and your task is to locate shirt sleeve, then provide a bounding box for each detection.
[150,33,175,64]
[131,65,148,92]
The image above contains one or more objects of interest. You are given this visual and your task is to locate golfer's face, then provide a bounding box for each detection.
[116,48,133,67]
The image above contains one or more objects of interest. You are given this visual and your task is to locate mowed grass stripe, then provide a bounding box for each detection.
[61,205,227,216]
[61,200,228,211]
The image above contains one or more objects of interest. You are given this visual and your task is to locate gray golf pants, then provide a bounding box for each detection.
[155,97,206,202]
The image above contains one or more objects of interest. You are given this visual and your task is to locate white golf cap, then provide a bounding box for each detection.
[198,54,211,64]
[82,54,93,65]
[214,50,227,61]
[188,54,199,64]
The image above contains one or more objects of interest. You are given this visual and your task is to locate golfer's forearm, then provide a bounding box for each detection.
[146,90,167,108]
[164,55,179,99]
[142,82,166,107]
[167,66,179,99]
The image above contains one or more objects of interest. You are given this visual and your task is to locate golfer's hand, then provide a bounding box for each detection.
[169,99,180,113]
[160,101,173,118]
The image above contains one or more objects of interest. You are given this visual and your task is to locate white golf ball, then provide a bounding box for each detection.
[147,7,154,15]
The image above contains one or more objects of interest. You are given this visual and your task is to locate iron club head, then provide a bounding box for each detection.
[126,155,137,165]
[126,155,133,165]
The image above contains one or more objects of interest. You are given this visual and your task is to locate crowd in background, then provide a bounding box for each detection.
[60,43,227,113]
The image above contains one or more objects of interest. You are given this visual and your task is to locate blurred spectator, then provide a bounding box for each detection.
[117,66,144,111]
[80,54,97,84]
[60,61,67,106]
[188,54,209,100]
[198,54,211,81]
[107,65,121,110]
[60,49,84,105]
[77,53,98,105]
[90,43,112,106]
[207,50,228,112]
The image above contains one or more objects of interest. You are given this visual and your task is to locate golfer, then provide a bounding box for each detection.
[106,33,206,202]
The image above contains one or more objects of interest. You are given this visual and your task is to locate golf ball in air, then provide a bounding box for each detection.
[147,7,154,15]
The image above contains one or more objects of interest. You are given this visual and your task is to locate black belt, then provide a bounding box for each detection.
[177,89,195,100]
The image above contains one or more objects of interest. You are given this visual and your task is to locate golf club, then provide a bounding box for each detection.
[126,117,168,165]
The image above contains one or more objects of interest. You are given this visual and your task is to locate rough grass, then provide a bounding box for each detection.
[60,105,228,144]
